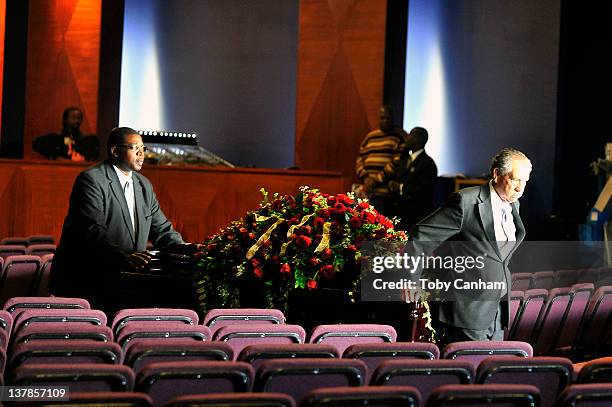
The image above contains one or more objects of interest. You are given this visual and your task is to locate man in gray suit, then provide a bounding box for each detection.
[51,127,184,312]
[412,148,532,346]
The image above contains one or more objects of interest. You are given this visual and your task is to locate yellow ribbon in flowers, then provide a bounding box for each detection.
[314,221,331,253]
[246,217,284,259]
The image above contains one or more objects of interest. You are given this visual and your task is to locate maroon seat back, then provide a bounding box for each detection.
[3,295,90,316]
[202,308,285,336]
[442,340,532,369]
[0,255,41,303]
[9,340,122,370]
[214,323,306,359]
[25,243,56,256]
[112,308,199,337]
[125,339,233,375]
[557,383,612,407]
[116,323,212,352]
[11,363,135,392]
[511,273,533,291]
[372,359,474,402]
[255,358,367,404]
[302,385,420,407]
[344,341,439,384]
[12,324,114,344]
[238,343,337,371]
[309,324,397,355]
[135,361,254,407]
[34,253,54,296]
[166,392,295,407]
[508,288,547,342]
[477,356,573,407]
[428,383,541,407]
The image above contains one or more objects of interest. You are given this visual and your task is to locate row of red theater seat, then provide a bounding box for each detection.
[508,284,612,359]
[0,297,610,405]
[511,267,612,291]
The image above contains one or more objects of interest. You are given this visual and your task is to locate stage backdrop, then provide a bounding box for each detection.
[119,0,299,169]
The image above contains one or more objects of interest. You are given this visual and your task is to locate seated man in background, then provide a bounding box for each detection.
[388,126,438,231]
[50,127,184,313]
[33,106,100,161]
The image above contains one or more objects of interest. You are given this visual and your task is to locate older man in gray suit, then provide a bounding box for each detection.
[412,148,532,347]
[51,127,184,312]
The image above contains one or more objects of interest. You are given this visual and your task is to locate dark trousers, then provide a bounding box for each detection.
[432,303,504,349]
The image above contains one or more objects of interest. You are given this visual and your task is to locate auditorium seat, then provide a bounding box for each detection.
[8,340,122,370]
[507,288,547,342]
[371,359,474,401]
[34,253,53,296]
[238,343,337,371]
[574,285,612,359]
[532,287,573,355]
[0,237,28,246]
[116,322,212,352]
[213,323,306,359]
[0,255,41,304]
[12,324,114,345]
[3,295,90,316]
[531,271,554,289]
[254,358,366,404]
[343,341,439,384]
[112,307,199,336]
[135,361,254,407]
[10,363,135,392]
[508,290,524,336]
[301,385,421,407]
[554,269,580,288]
[0,244,27,260]
[511,273,533,291]
[553,283,594,355]
[428,383,541,407]
[576,357,612,383]
[25,243,56,256]
[0,309,13,337]
[26,234,55,246]
[165,392,295,407]
[557,383,612,406]
[477,356,573,407]
[202,308,285,336]
[441,340,532,368]
[125,339,233,374]
[577,268,600,285]
[308,324,397,355]
[12,308,107,334]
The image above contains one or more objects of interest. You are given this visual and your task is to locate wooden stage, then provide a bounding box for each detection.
[0,159,347,243]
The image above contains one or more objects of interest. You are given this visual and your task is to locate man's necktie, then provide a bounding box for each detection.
[124,180,135,232]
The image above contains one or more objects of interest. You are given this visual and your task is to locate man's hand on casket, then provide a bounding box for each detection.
[160,242,204,255]
[125,251,152,270]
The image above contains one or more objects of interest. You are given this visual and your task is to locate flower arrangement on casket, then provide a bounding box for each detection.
[192,186,409,314]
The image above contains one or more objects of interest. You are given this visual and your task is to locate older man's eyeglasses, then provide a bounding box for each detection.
[119,144,148,153]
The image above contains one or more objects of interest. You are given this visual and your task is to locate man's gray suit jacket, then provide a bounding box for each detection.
[412,183,526,330]
[51,160,184,302]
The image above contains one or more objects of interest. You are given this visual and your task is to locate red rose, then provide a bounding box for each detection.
[334,203,347,213]
[360,211,377,224]
[295,235,312,248]
[317,209,329,218]
[327,196,337,206]
[206,243,217,251]
[239,227,248,235]
[357,201,370,211]
[253,268,263,279]
[280,263,291,275]
[313,217,325,229]
[346,244,357,252]
[349,216,362,229]
[307,279,318,290]
[319,264,335,279]
[251,258,261,268]
[321,248,332,259]
[337,193,354,205]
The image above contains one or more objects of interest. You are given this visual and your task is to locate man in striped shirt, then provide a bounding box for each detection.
[355,105,408,215]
